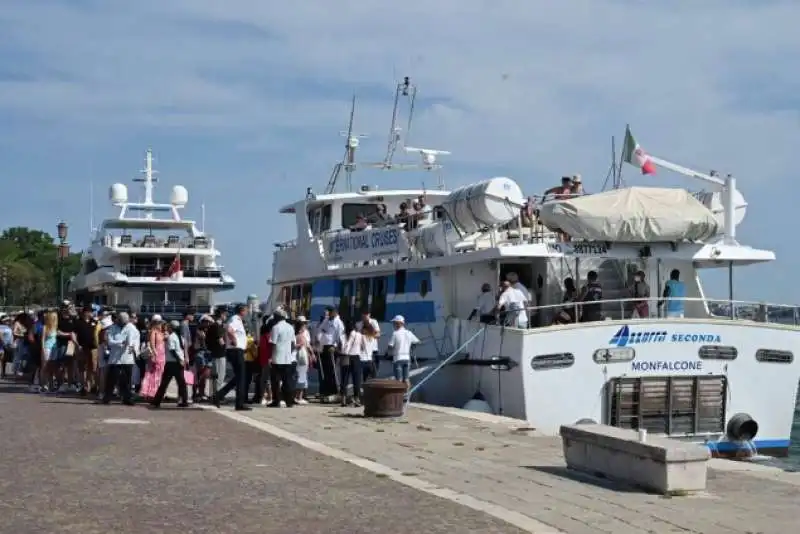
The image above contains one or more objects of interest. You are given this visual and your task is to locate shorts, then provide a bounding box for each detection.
[393,360,410,381]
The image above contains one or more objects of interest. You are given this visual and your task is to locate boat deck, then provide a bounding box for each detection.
[215,402,800,534]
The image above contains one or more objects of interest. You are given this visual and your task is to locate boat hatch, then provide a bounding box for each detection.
[605,376,727,435]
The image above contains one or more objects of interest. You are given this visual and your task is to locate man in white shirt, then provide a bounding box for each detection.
[468,283,497,324]
[269,309,296,408]
[506,272,535,327]
[102,311,138,406]
[387,315,419,385]
[356,310,381,372]
[497,281,529,328]
[316,307,344,402]
[216,304,250,411]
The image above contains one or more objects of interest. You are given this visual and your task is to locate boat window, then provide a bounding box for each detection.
[290,285,302,317]
[698,345,737,360]
[339,280,354,323]
[278,286,290,309]
[355,278,371,315]
[419,278,429,298]
[593,347,635,364]
[395,270,407,294]
[432,206,445,220]
[531,353,574,371]
[300,283,312,318]
[370,276,387,321]
[342,203,380,229]
[606,376,726,435]
[307,204,332,234]
[755,349,793,364]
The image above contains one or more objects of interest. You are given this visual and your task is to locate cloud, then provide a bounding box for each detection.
[1,0,799,303]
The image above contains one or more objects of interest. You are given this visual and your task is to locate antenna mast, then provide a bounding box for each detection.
[382,76,417,168]
[133,148,158,219]
[325,95,368,194]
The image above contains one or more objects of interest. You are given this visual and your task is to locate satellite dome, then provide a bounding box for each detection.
[109,183,128,204]
[170,185,188,206]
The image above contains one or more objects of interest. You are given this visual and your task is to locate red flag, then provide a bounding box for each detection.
[160,252,182,280]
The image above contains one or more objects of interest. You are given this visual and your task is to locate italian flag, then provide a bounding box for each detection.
[623,126,656,175]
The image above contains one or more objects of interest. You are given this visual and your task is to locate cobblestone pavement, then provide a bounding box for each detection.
[0,382,529,534]
[219,401,800,534]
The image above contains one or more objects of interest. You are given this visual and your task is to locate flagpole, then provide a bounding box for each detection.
[616,125,628,187]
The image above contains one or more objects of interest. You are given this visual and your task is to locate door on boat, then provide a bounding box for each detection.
[499,260,547,325]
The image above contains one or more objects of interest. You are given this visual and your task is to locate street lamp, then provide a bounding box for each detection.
[57,221,70,303]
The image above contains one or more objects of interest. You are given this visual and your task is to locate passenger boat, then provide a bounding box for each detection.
[267,78,800,458]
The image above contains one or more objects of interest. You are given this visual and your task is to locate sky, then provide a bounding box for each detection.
[1,0,799,306]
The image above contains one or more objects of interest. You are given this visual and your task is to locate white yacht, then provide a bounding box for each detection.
[70,149,235,318]
[267,78,800,459]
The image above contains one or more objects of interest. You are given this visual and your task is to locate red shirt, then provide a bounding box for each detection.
[258,333,271,366]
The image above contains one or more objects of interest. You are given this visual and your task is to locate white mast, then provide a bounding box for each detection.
[132,148,158,219]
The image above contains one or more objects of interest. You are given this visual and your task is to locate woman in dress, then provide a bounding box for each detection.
[293,316,314,405]
[138,315,166,400]
[39,311,58,393]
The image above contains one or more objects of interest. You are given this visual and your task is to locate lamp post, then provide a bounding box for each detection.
[57,221,70,304]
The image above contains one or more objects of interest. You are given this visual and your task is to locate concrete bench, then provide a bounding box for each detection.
[559,424,710,494]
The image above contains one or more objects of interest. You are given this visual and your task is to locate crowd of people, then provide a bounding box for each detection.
[0,301,421,411]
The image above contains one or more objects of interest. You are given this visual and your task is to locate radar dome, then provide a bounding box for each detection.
[109,183,128,204]
[695,189,747,228]
[170,185,188,206]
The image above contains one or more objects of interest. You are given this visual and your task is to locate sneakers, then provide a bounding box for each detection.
[57,383,70,393]
[296,398,308,405]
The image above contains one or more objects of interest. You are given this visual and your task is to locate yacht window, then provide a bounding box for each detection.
[432,205,445,220]
[342,203,380,229]
[755,349,793,364]
[531,353,574,370]
[370,276,387,321]
[300,283,312,318]
[606,376,726,435]
[290,285,302,317]
[593,347,635,364]
[419,279,429,298]
[698,345,738,360]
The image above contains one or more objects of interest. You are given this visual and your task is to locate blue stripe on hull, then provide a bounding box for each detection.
[709,438,791,453]
[309,301,436,324]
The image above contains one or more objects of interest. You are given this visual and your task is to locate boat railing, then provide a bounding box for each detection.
[108,235,214,250]
[138,303,213,315]
[518,296,800,327]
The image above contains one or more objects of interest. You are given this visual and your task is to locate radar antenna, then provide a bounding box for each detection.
[325,95,368,194]
[379,76,417,169]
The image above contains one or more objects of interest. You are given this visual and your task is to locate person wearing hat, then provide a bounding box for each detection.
[96,315,114,398]
[571,174,584,196]
[387,315,419,385]
[316,307,344,402]
[150,320,189,408]
[267,307,296,407]
[101,311,138,405]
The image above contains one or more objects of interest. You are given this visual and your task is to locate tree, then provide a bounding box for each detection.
[0,226,82,306]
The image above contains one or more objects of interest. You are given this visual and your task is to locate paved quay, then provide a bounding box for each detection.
[0,382,528,534]
[210,401,800,534]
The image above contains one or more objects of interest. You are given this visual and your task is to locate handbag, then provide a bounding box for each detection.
[296,346,309,366]
[65,340,76,357]
[183,368,195,386]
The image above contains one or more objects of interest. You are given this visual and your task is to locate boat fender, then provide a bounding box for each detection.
[574,418,597,425]
[726,413,759,442]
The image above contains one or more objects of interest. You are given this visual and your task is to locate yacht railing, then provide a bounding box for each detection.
[138,303,213,315]
[515,296,800,326]
[120,267,224,278]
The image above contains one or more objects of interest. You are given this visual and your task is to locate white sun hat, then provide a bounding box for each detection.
[391,315,405,323]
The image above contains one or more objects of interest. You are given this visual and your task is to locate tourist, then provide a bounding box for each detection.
[316,306,344,403]
[388,315,419,385]
[359,321,379,383]
[39,311,59,393]
[75,305,98,396]
[356,310,381,372]
[468,283,497,324]
[217,303,249,410]
[133,315,149,393]
[102,311,137,405]
[497,280,528,328]
[244,331,261,404]
[552,277,579,325]
[95,315,112,398]
[629,270,651,319]
[55,303,78,393]
[659,269,686,318]
[207,306,228,404]
[0,314,12,379]
[578,271,604,323]
[268,308,296,408]
[150,320,189,408]
[139,314,166,401]
[192,314,213,402]
[294,316,313,405]
[340,320,365,407]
